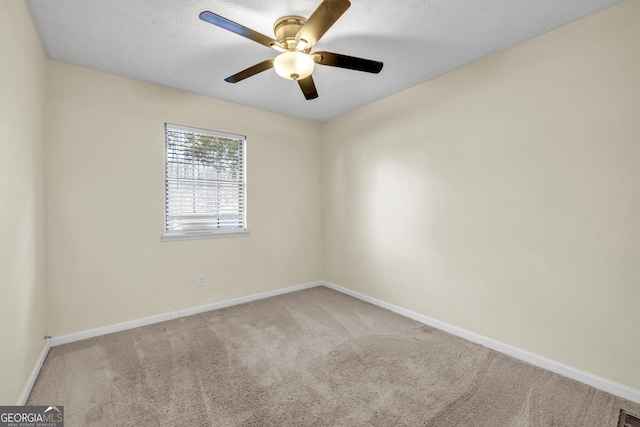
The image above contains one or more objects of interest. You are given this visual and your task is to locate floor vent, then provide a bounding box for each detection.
[619,410,640,427]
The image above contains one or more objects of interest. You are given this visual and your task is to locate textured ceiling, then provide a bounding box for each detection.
[26,0,625,122]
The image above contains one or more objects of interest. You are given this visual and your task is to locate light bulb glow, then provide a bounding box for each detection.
[274,51,315,80]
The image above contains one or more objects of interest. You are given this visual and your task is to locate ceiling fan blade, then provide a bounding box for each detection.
[224,59,275,83]
[295,0,350,49]
[314,51,383,73]
[298,75,319,100]
[200,11,284,51]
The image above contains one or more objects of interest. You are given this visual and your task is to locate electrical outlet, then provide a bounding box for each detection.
[197,274,206,287]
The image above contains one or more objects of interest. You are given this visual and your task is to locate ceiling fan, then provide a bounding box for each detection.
[199,0,383,100]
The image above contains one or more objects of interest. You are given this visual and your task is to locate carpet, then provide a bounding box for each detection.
[27,286,640,426]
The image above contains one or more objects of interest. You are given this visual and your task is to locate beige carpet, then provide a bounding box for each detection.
[28,286,640,426]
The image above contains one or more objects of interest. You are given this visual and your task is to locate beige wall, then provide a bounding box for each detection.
[46,62,322,336]
[322,1,640,390]
[0,1,48,404]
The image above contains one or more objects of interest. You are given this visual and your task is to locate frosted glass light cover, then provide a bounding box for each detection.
[274,51,315,80]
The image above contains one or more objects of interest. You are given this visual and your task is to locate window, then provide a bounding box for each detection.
[163,123,247,241]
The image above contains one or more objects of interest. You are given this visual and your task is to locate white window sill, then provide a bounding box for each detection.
[161,230,250,242]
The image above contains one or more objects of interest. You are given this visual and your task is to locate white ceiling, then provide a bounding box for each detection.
[26,0,625,122]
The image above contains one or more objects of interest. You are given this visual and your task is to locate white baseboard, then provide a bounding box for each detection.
[37,279,640,406]
[50,281,322,347]
[17,339,51,405]
[321,280,640,405]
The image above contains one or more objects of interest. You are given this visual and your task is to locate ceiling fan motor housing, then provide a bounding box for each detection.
[274,16,308,50]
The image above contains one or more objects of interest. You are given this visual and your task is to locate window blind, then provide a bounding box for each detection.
[165,124,246,236]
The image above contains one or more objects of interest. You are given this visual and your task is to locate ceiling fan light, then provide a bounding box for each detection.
[274,51,315,80]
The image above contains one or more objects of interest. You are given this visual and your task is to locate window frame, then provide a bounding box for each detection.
[161,123,249,242]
